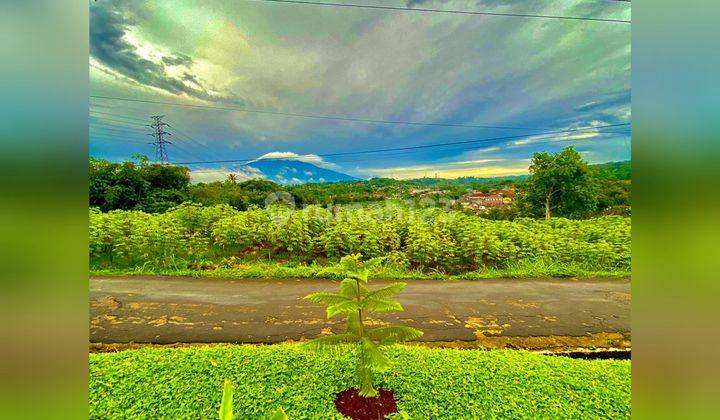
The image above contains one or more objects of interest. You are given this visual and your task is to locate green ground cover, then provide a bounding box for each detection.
[89,345,631,419]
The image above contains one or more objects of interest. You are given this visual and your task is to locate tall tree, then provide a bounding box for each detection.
[519,146,598,219]
[89,156,190,212]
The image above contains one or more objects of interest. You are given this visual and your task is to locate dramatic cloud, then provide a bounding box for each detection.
[90,0,631,179]
[89,3,236,103]
[161,53,194,67]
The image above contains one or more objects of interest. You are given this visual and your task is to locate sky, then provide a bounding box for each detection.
[89,0,631,182]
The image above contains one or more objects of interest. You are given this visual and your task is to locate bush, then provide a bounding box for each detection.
[89,205,631,273]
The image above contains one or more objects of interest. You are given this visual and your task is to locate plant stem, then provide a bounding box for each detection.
[356,278,364,337]
[356,278,366,389]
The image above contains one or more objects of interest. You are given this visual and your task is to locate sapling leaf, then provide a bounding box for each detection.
[362,297,403,313]
[326,300,360,318]
[304,292,350,307]
[367,326,424,344]
[339,278,367,298]
[365,282,406,300]
[346,311,362,335]
[362,337,391,372]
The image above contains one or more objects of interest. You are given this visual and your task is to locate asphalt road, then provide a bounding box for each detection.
[90,276,631,350]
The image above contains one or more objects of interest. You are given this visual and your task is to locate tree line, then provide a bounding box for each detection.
[89,148,630,218]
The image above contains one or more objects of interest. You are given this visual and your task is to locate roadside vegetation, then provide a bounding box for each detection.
[90,203,630,277]
[89,344,630,418]
[91,258,629,280]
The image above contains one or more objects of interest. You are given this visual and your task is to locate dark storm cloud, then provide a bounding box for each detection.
[181,72,203,87]
[161,53,194,67]
[89,3,236,103]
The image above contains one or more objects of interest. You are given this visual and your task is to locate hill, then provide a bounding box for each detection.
[592,160,631,180]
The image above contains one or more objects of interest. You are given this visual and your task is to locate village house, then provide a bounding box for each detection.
[457,187,515,211]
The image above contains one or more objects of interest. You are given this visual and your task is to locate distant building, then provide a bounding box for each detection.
[457,187,515,211]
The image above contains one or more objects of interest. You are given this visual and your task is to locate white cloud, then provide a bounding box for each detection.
[450,158,503,166]
[188,165,264,184]
[249,151,339,170]
[511,120,613,146]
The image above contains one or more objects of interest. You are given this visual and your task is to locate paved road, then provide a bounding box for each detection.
[90,276,631,350]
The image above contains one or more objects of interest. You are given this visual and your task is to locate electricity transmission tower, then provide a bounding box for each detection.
[147,115,172,164]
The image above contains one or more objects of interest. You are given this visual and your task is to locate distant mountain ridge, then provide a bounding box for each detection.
[592,160,631,180]
[235,159,629,186]
[242,159,357,185]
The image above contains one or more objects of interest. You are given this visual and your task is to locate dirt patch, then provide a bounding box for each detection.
[335,388,397,420]
[92,296,122,311]
[607,291,631,302]
[465,316,507,338]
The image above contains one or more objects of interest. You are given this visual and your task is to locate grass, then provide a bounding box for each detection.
[89,344,631,419]
[91,259,630,281]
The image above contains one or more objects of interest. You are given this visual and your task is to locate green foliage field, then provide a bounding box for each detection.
[90,203,630,276]
[89,345,631,419]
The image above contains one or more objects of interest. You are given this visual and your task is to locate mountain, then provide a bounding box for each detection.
[242,159,357,185]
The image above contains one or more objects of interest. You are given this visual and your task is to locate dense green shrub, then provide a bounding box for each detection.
[89,204,631,273]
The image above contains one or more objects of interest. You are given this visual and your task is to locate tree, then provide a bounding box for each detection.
[304,254,423,397]
[519,146,598,219]
[89,158,149,211]
[89,157,189,212]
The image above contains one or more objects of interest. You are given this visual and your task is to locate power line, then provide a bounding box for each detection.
[90,110,148,124]
[302,130,631,164]
[90,108,221,162]
[168,142,205,161]
[244,0,631,24]
[182,130,629,171]
[90,122,147,134]
[173,122,629,165]
[89,134,152,146]
[90,128,150,141]
[90,95,552,131]
[165,122,221,163]
[90,117,149,129]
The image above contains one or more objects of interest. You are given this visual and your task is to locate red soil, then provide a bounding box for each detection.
[335,388,398,420]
